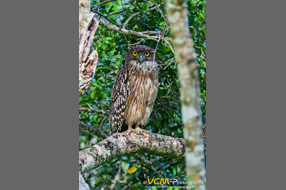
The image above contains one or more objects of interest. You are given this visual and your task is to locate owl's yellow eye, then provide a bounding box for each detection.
[145,52,149,56]
[133,51,138,56]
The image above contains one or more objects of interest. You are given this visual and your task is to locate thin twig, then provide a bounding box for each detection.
[148,33,162,73]
[149,156,162,165]
[79,107,110,115]
[122,6,159,29]
[94,11,118,26]
[133,154,164,178]
[109,160,122,190]
[79,121,108,139]
[198,55,206,62]
[194,45,206,61]
[109,10,124,16]
[142,31,163,35]
[129,39,145,46]
[121,182,133,190]
[99,115,108,128]
[163,57,176,70]
[151,0,168,24]
[96,0,115,6]
[163,38,175,55]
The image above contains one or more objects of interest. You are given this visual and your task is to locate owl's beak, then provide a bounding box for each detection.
[139,55,144,63]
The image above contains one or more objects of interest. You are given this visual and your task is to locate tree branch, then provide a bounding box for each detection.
[79,172,90,190]
[79,121,175,175]
[122,6,159,29]
[109,160,122,190]
[99,19,171,42]
[151,0,168,24]
[109,10,124,16]
[94,10,119,26]
[96,0,115,7]
[79,108,110,115]
[79,121,107,138]
[133,154,164,178]
[79,132,185,173]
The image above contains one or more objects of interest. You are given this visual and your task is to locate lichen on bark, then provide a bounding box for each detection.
[164,0,206,188]
[79,132,185,173]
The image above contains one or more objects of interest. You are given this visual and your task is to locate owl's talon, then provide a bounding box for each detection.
[132,129,141,135]
[125,126,150,135]
[133,127,150,135]
[124,128,133,135]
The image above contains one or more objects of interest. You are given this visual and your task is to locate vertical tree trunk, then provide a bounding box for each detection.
[79,0,91,37]
[79,1,96,189]
[79,0,99,96]
[164,0,206,189]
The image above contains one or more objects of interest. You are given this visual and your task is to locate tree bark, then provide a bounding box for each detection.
[79,0,99,96]
[79,172,90,190]
[79,1,99,189]
[79,0,91,37]
[164,0,206,189]
[79,132,185,173]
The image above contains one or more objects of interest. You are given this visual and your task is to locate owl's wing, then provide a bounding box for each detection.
[110,64,129,134]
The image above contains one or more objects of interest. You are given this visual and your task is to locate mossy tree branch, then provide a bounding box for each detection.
[79,171,90,190]
[79,132,185,173]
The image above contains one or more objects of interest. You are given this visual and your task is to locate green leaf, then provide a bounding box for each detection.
[90,91,96,99]
[121,161,130,174]
[93,114,98,122]
[142,4,148,11]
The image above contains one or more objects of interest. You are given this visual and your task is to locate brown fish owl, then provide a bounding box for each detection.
[110,45,159,135]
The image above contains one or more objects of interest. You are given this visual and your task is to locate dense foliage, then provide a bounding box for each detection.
[79,0,206,189]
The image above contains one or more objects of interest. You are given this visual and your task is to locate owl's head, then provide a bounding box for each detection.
[126,45,157,68]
